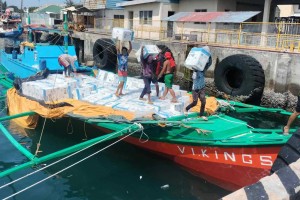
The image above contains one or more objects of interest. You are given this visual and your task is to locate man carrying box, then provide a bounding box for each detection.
[158,52,177,103]
[184,52,212,120]
[115,40,132,96]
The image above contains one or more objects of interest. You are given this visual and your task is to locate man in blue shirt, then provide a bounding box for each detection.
[185,55,212,120]
[115,41,132,96]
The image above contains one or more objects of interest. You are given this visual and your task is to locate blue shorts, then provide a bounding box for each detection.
[118,75,127,82]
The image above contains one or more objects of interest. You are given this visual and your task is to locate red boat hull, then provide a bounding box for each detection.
[124,136,281,191]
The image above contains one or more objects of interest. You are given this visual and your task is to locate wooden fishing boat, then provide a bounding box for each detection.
[0,70,294,192]
[0,17,91,78]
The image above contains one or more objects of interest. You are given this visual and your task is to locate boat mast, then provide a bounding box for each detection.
[63,12,68,54]
[27,11,32,42]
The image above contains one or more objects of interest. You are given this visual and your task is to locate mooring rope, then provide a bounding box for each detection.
[66,118,74,135]
[0,100,7,114]
[138,128,149,143]
[34,118,47,156]
[83,119,88,140]
[0,123,142,194]
[2,123,143,200]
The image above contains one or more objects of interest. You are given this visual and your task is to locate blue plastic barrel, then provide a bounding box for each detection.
[12,50,17,59]
[39,60,47,70]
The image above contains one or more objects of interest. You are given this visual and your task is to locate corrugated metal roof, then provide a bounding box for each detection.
[117,0,178,7]
[163,12,260,23]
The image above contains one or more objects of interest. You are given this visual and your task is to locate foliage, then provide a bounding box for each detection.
[28,7,38,13]
[7,5,20,13]
[1,1,7,12]
[65,0,75,7]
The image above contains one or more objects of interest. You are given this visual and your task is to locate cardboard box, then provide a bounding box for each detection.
[135,45,159,62]
[112,27,134,41]
[184,47,211,71]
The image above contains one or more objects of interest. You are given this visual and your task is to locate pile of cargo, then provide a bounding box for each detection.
[21,71,191,118]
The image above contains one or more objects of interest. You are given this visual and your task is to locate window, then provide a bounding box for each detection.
[114,15,124,19]
[194,9,207,24]
[113,15,124,27]
[139,11,152,25]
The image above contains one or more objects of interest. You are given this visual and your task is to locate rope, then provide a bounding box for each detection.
[83,120,88,140]
[138,128,149,143]
[34,118,47,156]
[2,123,143,200]
[0,123,141,192]
[0,100,7,114]
[66,118,74,135]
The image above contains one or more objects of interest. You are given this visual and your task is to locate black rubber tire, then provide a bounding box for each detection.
[214,54,265,102]
[5,46,13,54]
[271,129,300,174]
[93,38,117,70]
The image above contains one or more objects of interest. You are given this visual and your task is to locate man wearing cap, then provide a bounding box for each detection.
[58,54,77,77]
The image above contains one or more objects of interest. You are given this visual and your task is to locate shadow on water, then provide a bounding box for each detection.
[0,96,229,199]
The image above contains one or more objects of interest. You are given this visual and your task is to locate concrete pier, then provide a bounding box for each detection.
[221,158,300,200]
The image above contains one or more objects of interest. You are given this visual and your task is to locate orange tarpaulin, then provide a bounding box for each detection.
[189,95,219,115]
[6,88,219,129]
[6,88,135,129]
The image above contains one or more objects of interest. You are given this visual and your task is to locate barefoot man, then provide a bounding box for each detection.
[158,52,177,103]
[115,40,132,96]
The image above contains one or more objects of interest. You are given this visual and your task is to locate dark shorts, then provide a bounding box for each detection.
[151,76,158,84]
[296,96,300,112]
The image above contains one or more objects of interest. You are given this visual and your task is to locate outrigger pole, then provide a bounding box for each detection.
[0,115,142,178]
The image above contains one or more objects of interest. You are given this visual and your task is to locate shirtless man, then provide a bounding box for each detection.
[158,52,177,103]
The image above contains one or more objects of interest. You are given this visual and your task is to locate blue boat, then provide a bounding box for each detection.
[0,16,92,78]
[0,25,23,38]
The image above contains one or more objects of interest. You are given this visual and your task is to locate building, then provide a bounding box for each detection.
[84,0,126,28]
[112,0,267,40]
[29,5,64,25]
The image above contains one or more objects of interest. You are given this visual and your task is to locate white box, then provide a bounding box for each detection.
[184,47,211,71]
[106,73,119,86]
[72,89,90,100]
[135,45,160,62]
[112,27,134,41]
[97,70,108,82]
[170,102,184,113]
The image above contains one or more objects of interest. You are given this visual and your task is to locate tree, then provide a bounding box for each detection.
[28,7,38,13]
[3,1,7,11]
[65,0,75,7]
[7,5,20,13]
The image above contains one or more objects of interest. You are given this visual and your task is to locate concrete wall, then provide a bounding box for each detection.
[72,30,300,95]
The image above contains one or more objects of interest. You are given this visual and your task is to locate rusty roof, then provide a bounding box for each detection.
[163,11,260,23]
